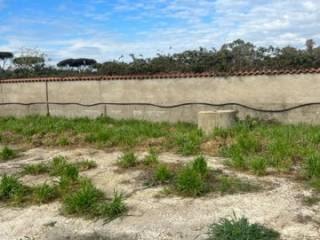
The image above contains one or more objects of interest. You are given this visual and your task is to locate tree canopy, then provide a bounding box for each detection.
[57,58,97,68]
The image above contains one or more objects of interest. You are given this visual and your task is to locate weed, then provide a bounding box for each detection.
[175,165,205,197]
[175,130,203,156]
[63,178,104,217]
[303,153,320,179]
[192,155,208,176]
[32,183,57,204]
[23,163,49,175]
[224,151,247,170]
[249,157,267,176]
[49,156,68,176]
[143,148,159,166]
[207,216,280,240]
[61,164,79,180]
[153,164,173,184]
[0,175,28,204]
[117,152,138,168]
[58,137,70,146]
[0,146,16,161]
[96,191,127,220]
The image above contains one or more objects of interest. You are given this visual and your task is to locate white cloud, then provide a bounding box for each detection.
[0,0,320,63]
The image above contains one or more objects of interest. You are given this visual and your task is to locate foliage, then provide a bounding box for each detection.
[2,39,320,79]
[32,183,57,204]
[0,175,27,203]
[117,152,138,168]
[153,164,173,184]
[63,178,104,216]
[143,148,159,166]
[175,165,205,197]
[207,216,280,240]
[0,146,17,161]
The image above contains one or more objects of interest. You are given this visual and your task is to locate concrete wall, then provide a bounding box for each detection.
[1,73,320,123]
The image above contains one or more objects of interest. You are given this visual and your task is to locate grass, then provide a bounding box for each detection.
[153,164,173,184]
[117,152,138,168]
[1,157,126,221]
[0,115,201,155]
[63,178,104,217]
[23,162,49,175]
[32,183,58,204]
[0,146,17,161]
[62,178,127,220]
[143,148,159,166]
[22,156,97,176]
[143,155,258,197]
[2,115,320,189]
[0,175,29,204]
[175,164,206,196]
[216,118,320,189]
[207,216,280,240]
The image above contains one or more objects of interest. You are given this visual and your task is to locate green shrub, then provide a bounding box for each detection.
[207,216,280,240]
[23,163,49,175]
[0,146,16,161]
[63,179,103,216]
[33,184,57,204]
[249,157,267,176]
[175,165,205,196]
[117,152,138,168]
[143,148,159,166]
[0,175,27,203]
[192,155,208,176]
[153,164,173,184]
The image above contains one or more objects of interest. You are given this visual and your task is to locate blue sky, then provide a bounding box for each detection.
[0,0,320,64]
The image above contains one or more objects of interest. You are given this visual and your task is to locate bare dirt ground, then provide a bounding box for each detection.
[0,147,319,240]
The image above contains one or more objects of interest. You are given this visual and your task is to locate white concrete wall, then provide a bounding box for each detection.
[1,73,320,123]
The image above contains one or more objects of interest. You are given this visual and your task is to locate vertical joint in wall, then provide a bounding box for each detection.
[45,80,50,116]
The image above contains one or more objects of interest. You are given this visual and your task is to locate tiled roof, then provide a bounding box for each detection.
[1,68,320,84]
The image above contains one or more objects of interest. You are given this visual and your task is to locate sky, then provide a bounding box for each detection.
[0,0,320,64]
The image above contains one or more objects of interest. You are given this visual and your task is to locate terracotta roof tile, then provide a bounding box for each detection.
[1,68,320,84]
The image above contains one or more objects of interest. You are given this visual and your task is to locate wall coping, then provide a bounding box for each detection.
[1,68,320,84]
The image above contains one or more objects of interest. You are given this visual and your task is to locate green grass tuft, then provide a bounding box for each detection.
[32,183,58,204]
[0,146,17,161]
[192,155,208,176]
[143,148,159,166]
[23,163,49,175]
[96,191,127,221]
[249,157,267,176]
[63,178,104,217]
[175,165,205,197]
[0,175,28,204]
[117,152,138,168]
[207,216,280,240]
[153,164,173,184]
